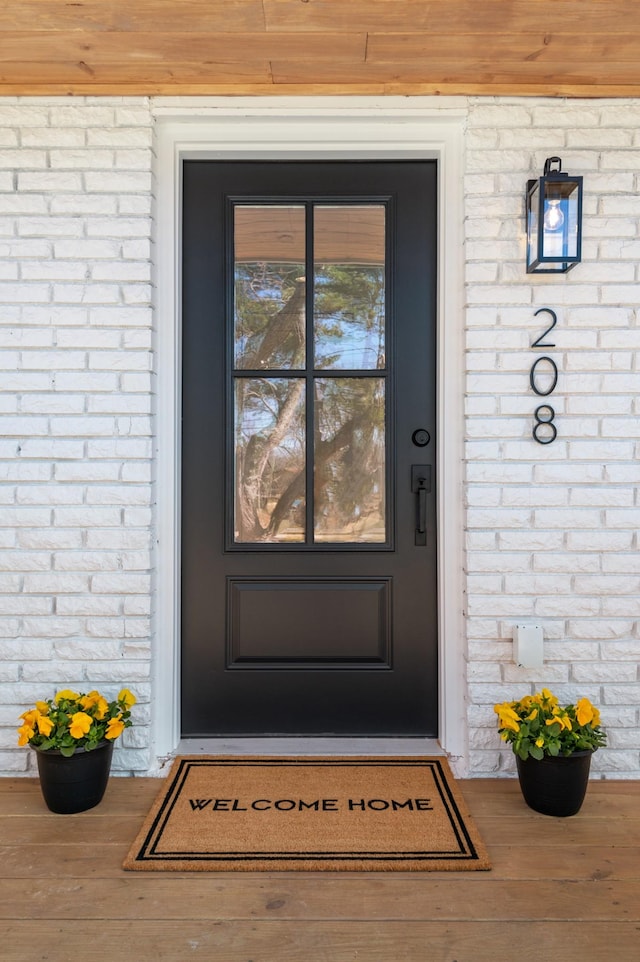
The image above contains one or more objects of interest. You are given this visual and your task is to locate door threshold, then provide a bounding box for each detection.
[177,737,445,756]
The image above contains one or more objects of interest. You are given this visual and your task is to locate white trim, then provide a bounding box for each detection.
[154,98,467,767]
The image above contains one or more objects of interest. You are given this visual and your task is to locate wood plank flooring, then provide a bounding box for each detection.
[1,776,638,961]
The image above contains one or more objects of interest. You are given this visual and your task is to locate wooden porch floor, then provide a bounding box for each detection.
[1,776,638,961]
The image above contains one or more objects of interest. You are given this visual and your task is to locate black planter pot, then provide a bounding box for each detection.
[32,740,114,814]
[516,750,593,817]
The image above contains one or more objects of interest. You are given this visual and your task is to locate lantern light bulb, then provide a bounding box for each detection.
[544,199,564,232]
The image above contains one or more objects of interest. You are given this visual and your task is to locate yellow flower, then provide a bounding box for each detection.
[69,712,93,739]
[105,716,125,740]
[118,688,137,709]
[94,696,109,719]
[80,691,109,720]
[547,712,572,732]
[494,703,521,733]
[576,698,595,727]
[540,688,558,707]
[17,723,35,746]
[36,713,54,737]
[17,687,136,754]
[559,712,572,731]
[497,688,605,760]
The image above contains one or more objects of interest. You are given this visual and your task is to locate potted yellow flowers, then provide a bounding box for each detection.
[18,688,136,814]
[494,688,606,817]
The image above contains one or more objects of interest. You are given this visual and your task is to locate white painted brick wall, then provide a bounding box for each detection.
[465,98,640,779]
[0,97,153,774]
[1,95,638,779]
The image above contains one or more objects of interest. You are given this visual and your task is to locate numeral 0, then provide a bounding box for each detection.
[529,355,558,397]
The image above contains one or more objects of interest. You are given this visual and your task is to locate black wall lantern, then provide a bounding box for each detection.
[526,156,583,273]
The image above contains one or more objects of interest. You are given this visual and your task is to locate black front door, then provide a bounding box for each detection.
[181,161,437,736]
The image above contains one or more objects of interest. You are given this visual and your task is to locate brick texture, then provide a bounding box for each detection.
[0,98,153,774]
[465,98,640,778]
[0,96,638,779]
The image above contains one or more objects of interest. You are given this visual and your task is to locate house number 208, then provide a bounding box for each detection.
[530,308,558,444]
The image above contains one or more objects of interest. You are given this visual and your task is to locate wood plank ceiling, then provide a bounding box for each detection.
[2,1,640,97]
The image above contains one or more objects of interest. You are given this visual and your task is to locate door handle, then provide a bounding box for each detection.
[411,465,431,546]
[417,482,427,535]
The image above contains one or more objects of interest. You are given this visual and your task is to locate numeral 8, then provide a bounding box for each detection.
[533,404,557,445]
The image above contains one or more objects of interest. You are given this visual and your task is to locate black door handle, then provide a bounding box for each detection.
[411,465,431,546]
[417,481,427,534]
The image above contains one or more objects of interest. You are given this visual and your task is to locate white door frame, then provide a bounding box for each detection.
[153,97,467,766]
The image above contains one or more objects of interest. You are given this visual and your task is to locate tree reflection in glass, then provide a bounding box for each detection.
[234,206,306,370]
[234,378,306,542]
[314,378,386,543]
[314,206,385,370]
[232,202,387,545]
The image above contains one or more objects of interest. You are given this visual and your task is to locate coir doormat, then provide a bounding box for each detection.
[123,757,490,872]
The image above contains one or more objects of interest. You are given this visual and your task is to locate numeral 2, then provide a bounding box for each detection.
[532,307,557,348]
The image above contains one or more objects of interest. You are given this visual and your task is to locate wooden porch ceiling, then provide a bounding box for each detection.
[2,1,640,97]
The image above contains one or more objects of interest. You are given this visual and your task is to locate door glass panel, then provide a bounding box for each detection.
[314,206,386,370]
[234,206,306,370]
[314,378,386,543]
[234,378,306,543]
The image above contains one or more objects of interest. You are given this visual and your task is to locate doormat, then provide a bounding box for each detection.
[123,757,491,872]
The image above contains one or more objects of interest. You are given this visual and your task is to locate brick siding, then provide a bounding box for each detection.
[0,96,638,777]
[0,99,153,773]
[465,99,640,777]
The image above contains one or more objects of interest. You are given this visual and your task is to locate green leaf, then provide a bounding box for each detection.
[529,745,544,761]
[59,745,76,758]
